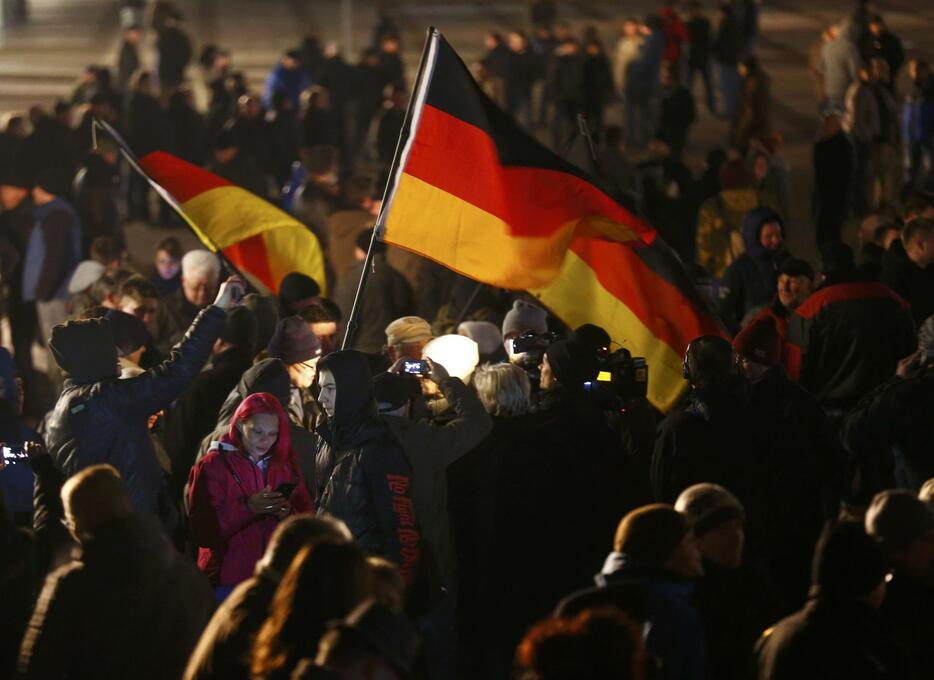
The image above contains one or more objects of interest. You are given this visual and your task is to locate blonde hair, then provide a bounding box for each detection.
[471,363,531,417]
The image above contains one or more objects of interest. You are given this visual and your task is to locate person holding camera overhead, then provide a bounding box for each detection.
[187,391,314,601]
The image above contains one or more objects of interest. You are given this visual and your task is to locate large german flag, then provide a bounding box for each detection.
[137,151,326,295]
[380,30,725,410]
[381,31,656,289]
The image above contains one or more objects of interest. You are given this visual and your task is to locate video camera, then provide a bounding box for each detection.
[509,330,560,382]
[585,346,649,403]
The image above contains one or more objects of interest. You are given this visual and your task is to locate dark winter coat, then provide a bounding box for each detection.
[652,378,757,507]
[878,570,934,680]
[687,15,712,68]
[537,386,627,576]
[117,40,140,92]
[657,84,696,156]
[560,557,706,680]
[505,49,540,105]
[712,8,742,66]
[127,91,168,156]
[879,239,934,326]
[754,596,908,680]
[842,364,934,500]
[383,377,492,581]
[314,351,421,583]
[812,131,854,246]
[731,71,772,149]
[16,514,215,680]
[581,52,614,115]
[717,207,787,331]
[184,570,278,680]
[156,25,193,88]
[45,307,226,514]
[449,411,598,679]
[696,559,784,680]
[744,367,840,605]
[154,286,204,358]
[787,279,916,411]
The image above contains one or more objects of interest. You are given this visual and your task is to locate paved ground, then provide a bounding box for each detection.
[1,0,934,269]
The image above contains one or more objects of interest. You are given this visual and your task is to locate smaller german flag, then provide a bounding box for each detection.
[138,151,326,295]
[380,31,656,290]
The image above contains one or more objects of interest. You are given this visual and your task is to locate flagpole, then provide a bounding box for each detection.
[341,26,439,350]
[91,118,253,287]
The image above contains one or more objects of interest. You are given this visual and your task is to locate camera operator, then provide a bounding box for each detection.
[570,324,657,509]
[536,336,627,581]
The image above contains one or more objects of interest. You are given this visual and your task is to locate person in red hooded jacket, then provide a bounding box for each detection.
[187,392,314,600]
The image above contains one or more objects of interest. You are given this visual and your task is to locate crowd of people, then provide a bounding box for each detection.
[0,0,933,678]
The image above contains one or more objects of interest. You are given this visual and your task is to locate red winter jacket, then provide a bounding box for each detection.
[187,441,314,587]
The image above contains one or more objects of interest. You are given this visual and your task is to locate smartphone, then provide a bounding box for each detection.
[1,446,27,465]
[275,482,297,498]
[403,360,430,376]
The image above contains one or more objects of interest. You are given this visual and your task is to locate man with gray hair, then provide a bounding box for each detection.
[17,464,214,680]
[154,249,222,356]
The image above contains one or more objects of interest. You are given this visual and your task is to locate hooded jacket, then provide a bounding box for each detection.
[718,207,787,331]
[187,405,314,588]
[45,307,226,514]
[16,514,215,680]
[314,351,421,583]
[194,358,318,498]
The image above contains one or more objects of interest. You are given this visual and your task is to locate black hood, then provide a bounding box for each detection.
[50,318,118,385]
[316,350,378,444]
[216,358,291,427]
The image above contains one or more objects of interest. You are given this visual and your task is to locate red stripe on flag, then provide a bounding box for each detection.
[139,151,231,203]
[223,233,274,291]
[403,105,652,243]
[570,237,726,355]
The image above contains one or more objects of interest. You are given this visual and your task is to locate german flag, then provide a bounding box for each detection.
[380,30,725,410]
[137,151,326,295]
[381,31,656,289]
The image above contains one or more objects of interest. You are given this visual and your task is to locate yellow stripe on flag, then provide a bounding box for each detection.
[532,249,687,411]
[183,185,326,294]
[385,173,577,289]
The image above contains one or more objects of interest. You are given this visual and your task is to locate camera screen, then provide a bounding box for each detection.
[404,361,425,374]
[2,446,27,464]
